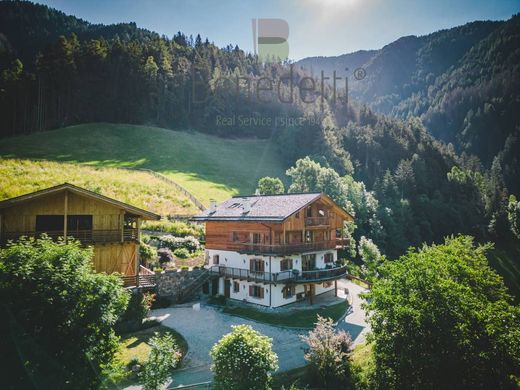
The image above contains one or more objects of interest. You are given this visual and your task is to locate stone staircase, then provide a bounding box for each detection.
[178,268,216,303]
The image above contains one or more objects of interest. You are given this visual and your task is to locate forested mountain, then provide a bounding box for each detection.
[1,1,519,288]
[297,16,520,192]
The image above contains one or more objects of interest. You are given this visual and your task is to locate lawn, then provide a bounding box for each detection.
[0,123,288,206]
[221,300,349,328]
[0,158,198,216]
[118,325,188,367]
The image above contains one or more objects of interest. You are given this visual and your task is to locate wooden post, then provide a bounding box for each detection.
[120,210,125,243]
[335,280,338,297]
[63,191,68,243]
[310,284,314,305]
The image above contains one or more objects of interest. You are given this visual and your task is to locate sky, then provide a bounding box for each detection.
[36,0,520,60]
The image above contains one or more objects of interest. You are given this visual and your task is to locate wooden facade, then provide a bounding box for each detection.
[0,183,160,276]
[204,196,351,255]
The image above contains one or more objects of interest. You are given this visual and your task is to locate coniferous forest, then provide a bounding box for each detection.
[0,1,519,278]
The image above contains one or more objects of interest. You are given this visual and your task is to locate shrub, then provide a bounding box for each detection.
[210,324,278,390]
[142,219,204,238]
[157,247,174,265]
[0,237,129,388]
[117,291,156,333]
[140,241,157,263]
[174,248,190,259]
[301,315,355,389]
[140,333,182,390]
[158,235,200,252]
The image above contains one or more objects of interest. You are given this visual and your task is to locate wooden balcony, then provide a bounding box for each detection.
[237,240,337,255]
[0,228,139,245]
[305,216,330,226]
[209,264,347,284]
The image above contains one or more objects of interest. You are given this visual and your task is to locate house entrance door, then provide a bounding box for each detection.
[224,279,231,298]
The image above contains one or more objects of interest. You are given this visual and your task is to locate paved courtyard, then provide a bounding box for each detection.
[125,279,369,388]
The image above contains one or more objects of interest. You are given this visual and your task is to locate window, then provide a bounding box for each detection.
[232,232,239,242]
[283,285,296,299]
[213,255,220,265]
[302,254,316,271]
[324,253,334,264]
[252,233,262,244]
[249,285,264,299]
[295,211,300,219]
[68,215,93,232]
[250,258,265,273]
[35,215,93,234]
[233,281,240,293]
[280,258,293,271]
[306,207,312,217]
[36,215,64,233]
[305,230,313,243]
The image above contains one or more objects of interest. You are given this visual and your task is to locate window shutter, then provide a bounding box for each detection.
[260,287,264,299]
[249,285,253,296]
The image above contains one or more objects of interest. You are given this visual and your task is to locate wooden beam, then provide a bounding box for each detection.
[309,284,314,305]
[335,280,338,297]
[120,210,125,243]
[63,190,68,243]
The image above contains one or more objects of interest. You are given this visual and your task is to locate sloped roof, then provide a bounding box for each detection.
[0,183,160,220]
[192,192,352,222]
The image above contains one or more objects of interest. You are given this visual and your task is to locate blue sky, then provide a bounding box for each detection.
[37,0,519,60]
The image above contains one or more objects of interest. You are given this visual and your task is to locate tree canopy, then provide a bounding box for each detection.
[365,236,520,389]
[0,237,130,389]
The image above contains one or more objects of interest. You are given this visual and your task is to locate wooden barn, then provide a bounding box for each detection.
[0,183,160,278]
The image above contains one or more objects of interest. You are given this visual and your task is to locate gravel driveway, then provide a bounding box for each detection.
[125,279,369,388]
[150,305,307,387]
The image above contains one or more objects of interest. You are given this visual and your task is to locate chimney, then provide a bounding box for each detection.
[242,199,251,214]
[209,199,217,213]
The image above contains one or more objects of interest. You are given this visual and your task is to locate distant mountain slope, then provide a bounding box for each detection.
[297,20,502,113]
[297,16,520,195]
[0,123,288,204]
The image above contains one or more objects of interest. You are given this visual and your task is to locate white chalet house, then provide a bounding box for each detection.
[192,193,353,308]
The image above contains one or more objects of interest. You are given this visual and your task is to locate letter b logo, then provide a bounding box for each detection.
[252,18,289,63]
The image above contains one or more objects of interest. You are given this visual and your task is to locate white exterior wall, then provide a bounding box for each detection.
[206,249,337,273]
[205,248,338,308]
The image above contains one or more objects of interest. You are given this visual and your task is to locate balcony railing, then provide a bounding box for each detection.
[209,264,347,284]
[1,228,139,245]
[236,240,336,255]
[305,216,330,226]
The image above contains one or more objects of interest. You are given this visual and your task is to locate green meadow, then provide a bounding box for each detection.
[0,123,288,205]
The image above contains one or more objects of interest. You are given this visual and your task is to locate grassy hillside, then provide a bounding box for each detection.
[0,159,199,215]
[0,123,288,205]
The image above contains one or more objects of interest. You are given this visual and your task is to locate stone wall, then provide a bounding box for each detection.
[155,269,206,301]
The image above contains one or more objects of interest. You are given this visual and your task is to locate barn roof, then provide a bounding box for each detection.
[192,192,353,222]
[0,183,160,220]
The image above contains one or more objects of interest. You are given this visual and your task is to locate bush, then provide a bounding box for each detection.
[117,291,156,333]
[140,241,157,263]
[0,237,129,388]
[158,235,200,252]
[174,248,190,259]
[210,324,278,390]
[301,315,355,389]
[142,219,204,238]
[140,333,182,390]
[157,248,174,265]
